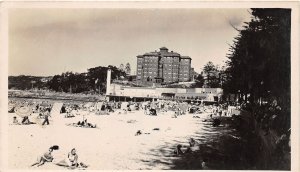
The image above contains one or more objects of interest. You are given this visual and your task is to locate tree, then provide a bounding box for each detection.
[9,75,49,90]
[191,74,205,88]
[87,65,126,93]
[202,61,221,88]
[223,10,291,167]
[48,75,61,91]
[125,63,131,75]
[119,64,124,72]
[225,8,291,106]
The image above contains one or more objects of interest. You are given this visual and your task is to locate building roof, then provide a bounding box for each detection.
[137,48,189,58]
[181,56,192,59]
[161,51,181,57]
[144,51,160,56]
[160,47,168,50]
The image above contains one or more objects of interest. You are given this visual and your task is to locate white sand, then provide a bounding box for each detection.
[8,109,212,170]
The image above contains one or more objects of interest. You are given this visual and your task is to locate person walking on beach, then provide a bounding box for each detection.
[42,109,51,125]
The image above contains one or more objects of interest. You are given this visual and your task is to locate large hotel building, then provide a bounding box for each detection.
[136,47,192,86]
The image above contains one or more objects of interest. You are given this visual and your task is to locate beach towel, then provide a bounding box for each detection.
[55,160,88,170]
[66,123,98,129]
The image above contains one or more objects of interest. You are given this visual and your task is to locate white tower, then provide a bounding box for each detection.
[106,69,112,96]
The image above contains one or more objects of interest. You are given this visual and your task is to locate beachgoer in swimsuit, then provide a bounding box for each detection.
[67,148,78,167]
[65,148,88,168]
[31,147,54,167]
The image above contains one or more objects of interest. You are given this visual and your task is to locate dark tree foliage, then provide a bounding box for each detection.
[48,72,88,93]
[224,9,291,144]
[8,75,48,90]
[202,61,223,88]
[48,66,126,93]
[9,66,127,94]
[225,8,291,107]
[191,74,205,88]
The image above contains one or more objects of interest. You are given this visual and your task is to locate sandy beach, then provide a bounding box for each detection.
[8,107,216,170]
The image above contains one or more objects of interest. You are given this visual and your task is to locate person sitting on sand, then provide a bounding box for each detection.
[106,105,114,112]
[62,148,88,169]
[21,116,35,125]
[174,144,184,155]
[144,107,150,115]
[60,106,66,113]
[31,145,59,167]
[174,138,199,155]
[13,116,20,125]
[135,130,142,136]
[188,138,200,151]
[77,120,84,126]
[67,148,78,167]
[189,138,196,147]
[201,159,208,169]
[83,119,96,128]
[149,108,157,116]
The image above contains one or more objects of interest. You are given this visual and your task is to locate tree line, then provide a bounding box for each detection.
[9,65,126,94]
[223,8,290,106]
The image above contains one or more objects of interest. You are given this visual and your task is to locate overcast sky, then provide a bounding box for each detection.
[9,8,251,76]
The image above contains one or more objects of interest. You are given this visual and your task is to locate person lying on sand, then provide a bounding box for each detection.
[76,119,96,128]
[189,138,196,147]
[65,112,75,118]
[31,145,59,167]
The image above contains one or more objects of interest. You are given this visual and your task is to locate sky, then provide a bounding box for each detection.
[9,8,252,76]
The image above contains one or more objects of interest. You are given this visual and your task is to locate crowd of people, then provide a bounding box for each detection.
[9,98,241,129]
[9,98,243,170]
[9,99,53,126]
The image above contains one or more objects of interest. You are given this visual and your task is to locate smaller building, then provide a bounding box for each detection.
[107,83,223,102]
